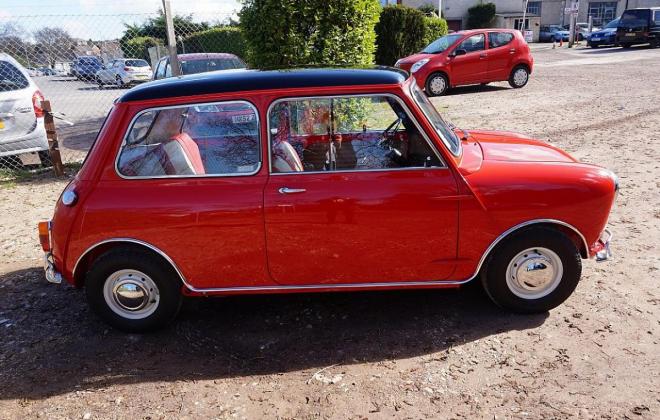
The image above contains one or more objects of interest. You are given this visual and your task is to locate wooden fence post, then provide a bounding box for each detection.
[41,100,65,176]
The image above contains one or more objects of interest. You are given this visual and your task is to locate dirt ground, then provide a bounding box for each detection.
[1,45,659,419]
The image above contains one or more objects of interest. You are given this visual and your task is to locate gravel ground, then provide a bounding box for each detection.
[1,45,659,419]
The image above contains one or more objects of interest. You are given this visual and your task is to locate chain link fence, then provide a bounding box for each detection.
[0,10,241,174]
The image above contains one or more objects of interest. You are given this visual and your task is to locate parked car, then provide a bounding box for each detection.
[0,53,50,165]
[395,29,533,96]
[25,67,40,77]
[95,58,153,88]
[616,7,660,48]
[38,68,617,332]
[38,67,57,76]
[539,25,570,42]
[71,56,103,81]
[152,53,246,80]
[587,18,620,48]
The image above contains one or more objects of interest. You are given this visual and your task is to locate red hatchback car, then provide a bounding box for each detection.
[39,68,615,332]
[396,29,534,96]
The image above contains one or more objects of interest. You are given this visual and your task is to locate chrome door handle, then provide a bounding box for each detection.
[278,187,306,194]
[509,48,516,54]
[479,53,488,59]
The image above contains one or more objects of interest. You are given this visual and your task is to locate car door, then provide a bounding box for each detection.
[449,33,488,85]
[263,94,459,286]
[486,32,515,81]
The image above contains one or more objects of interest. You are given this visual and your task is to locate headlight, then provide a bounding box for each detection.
[411,58,430,73]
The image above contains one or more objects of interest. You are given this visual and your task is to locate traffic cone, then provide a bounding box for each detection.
[559,38,563,47]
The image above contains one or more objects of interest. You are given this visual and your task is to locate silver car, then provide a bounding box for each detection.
[95,58,153,88]
[0,53,49,165]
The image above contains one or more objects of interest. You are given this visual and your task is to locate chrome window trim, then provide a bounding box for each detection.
[114,99,262,180]
[409,82,462,157]
[265,93,447,175]
[74,220,587,294]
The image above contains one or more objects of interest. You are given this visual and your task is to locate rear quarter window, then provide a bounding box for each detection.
[0,61,29,91]
[116,101,260,178]
[488,32,514,48]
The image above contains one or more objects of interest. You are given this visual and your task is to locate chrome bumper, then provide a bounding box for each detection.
[44,252,62,284]
[595,228,613,262]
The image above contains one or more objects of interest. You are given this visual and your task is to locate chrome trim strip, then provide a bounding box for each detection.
[75,220,588,293]
[265,93,447,174]
[113,100,262,180]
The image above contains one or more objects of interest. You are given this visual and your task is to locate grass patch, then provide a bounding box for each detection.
[0,161,82,188]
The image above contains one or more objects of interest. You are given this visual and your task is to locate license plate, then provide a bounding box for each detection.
[0,119,4,130]
[591,37,601,41]
[625,33,636,37]
[232,114,255,124]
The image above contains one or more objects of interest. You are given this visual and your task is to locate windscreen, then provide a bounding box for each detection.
[421,34,463,54]
[620,10,649,27]
[181,57,245,75]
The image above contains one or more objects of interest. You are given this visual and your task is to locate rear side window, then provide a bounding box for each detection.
[488,32,514,48]
[180,58,244,75]
[0,61,29,91]
[117,101,260,178]
[655,11,660,25]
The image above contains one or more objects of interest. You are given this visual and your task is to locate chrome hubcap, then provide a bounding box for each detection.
[506,247,563,299]
[103,269,159,319]
[513,69,528,86]
[430,76,446,94]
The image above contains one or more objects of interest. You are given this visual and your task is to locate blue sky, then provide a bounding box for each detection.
[0,0,242,40]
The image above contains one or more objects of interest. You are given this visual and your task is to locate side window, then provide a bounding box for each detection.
[117,101,260,177]
[155,60,166,79]
[165,60,172,78]
[655,11,660,25]
[457,34,485,53]
[488,32,514,48]
[268,95,441,173]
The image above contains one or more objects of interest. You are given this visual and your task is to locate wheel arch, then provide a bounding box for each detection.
[72,238,186,288]
[511,62,531,75]
[473,219,589,280]
[425,70,450,91]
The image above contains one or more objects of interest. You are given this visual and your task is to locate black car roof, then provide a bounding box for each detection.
[118,67,408,103]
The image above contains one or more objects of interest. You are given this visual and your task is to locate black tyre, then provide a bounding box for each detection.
[508,65,530,89]
[115,75,125,88]
[85,248,183,332]
[38,150,52,167]
[97,77,104,89]
[481,227,582,313]
[589,42,599,48]
[621,43,631,49]
[425,72,448,96]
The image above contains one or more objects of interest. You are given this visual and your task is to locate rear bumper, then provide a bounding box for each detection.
[0,121,48,157]
[44,252,63,284]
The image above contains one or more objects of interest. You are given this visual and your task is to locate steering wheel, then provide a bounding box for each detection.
[379,117,402,148]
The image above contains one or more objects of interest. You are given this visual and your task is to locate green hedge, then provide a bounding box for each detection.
[182,27,248,60]
[123,36,162,62]
[423,16,449,45]
[239,0,381,68]
[375,6,448,66]
[467,3,496,29]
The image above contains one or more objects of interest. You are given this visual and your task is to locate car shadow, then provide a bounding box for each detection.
[443,84,510,97]
[0,266,548,400]
[579,44,654,54]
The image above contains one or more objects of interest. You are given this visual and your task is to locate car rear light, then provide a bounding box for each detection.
[32,90,45,118]
[124,67,131,71]
[38,221,51,252]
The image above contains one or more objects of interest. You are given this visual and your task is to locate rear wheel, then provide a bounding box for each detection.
[115,75,125,88]
[85,248,183,332]
[481,228,582,313]
[508,65,529,89]
[621,43,632,49]
[97,76,104,89]
[38,150,52,167]
[425,73,448,96]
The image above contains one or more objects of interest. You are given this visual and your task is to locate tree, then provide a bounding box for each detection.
[33,27,75,67]
[239,0,381,68]
[418,3,439,17]
[375,5,426,66]
[467,3,496,29]
[120,10,209,51]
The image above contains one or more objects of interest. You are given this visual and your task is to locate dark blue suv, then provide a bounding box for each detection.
[71,56,102,81]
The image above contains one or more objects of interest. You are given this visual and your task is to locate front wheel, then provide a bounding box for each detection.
[508,65,530,89]
[425,73,448,96]
[38,150,52,167]
[481,228,582,313]
[85,248,183,332]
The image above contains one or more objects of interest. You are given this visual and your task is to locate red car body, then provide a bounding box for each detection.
[39,68,615,332]
[396,29,534,96]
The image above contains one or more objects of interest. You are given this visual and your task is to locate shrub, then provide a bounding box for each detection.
[183,27,247,60]
[123,36,162,62]
[467,3,496,29]
[417,3,439,17]
[423,16,449,45]
[239,0,381,68]
[375,5,426,66]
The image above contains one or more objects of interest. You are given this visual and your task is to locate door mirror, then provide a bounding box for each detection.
[451,49,467,57]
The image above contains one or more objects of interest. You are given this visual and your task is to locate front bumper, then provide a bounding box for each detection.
[44,252,62,284]
[593,228,613,262]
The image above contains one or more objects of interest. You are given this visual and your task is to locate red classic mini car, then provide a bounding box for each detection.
[39,68,616,332]
[395,29,534,96]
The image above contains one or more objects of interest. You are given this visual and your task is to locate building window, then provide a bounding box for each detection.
[526,1,542,16]
[588,2,618,27]
[514,18,530,30]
